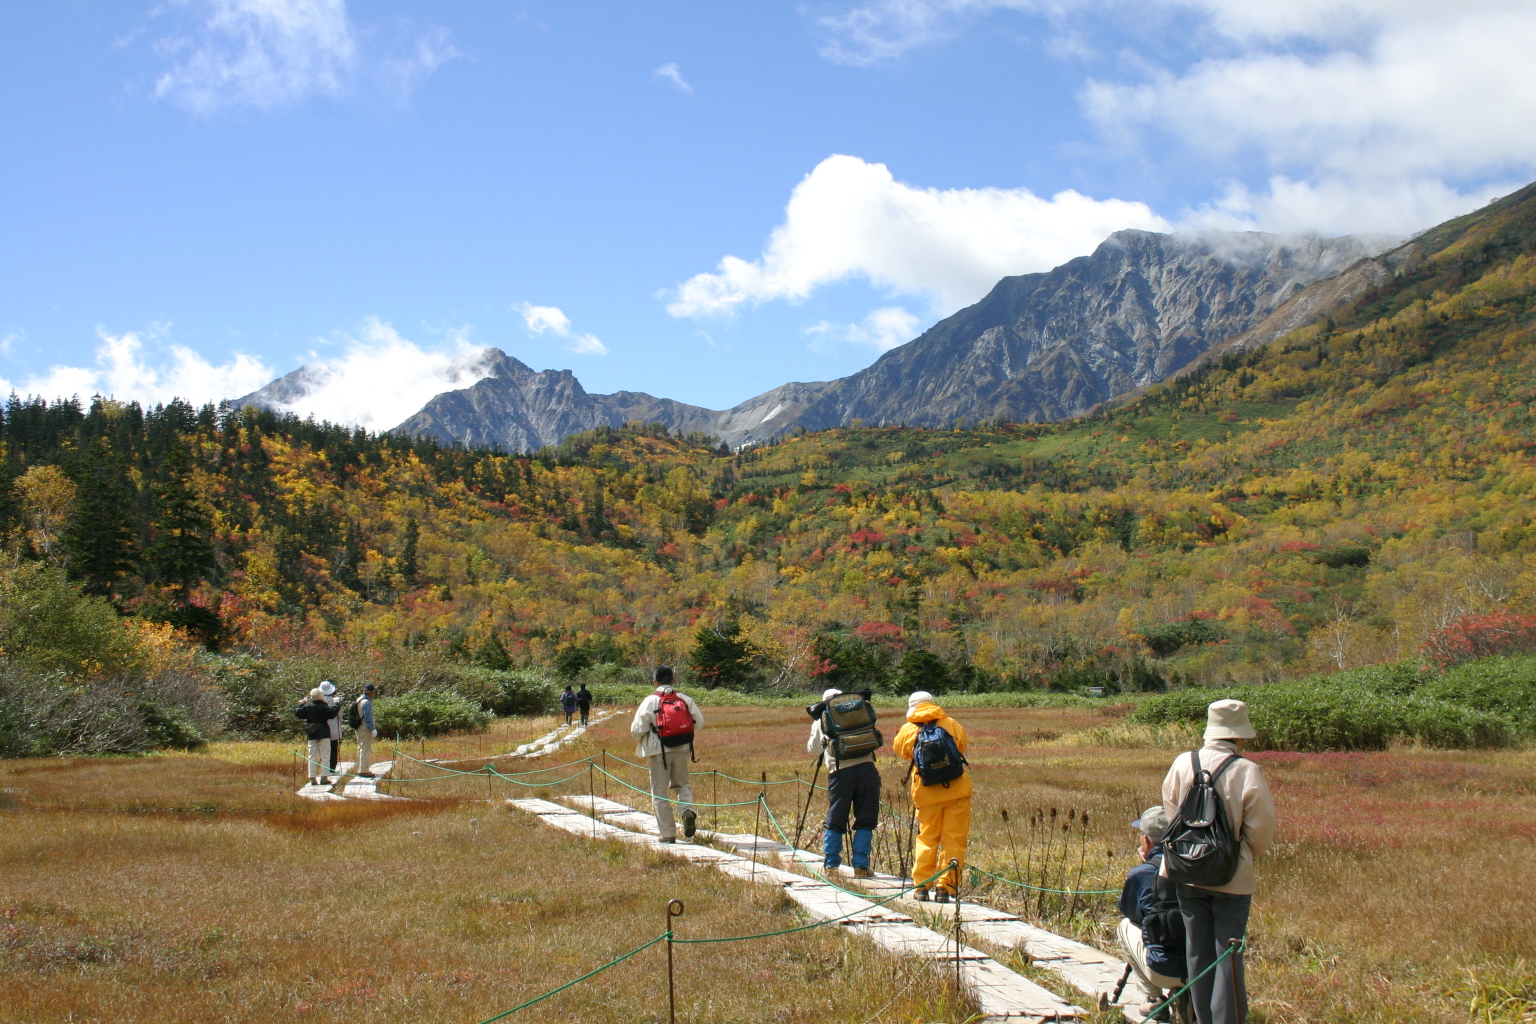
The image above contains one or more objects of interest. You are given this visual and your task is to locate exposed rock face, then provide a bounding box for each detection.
[770,230,1382,432]
[234,229,1385,449]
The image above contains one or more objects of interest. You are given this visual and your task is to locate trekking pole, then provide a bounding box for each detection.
[665,898,685,1024]
[1111,963,1132,1004]
[792,755,822,851]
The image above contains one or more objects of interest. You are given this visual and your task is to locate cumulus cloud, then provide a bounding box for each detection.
[812,1,1536,236]
[1,329,273,408]
[518,302,608,356]
[668,154,1168,318]
[653,62,692,92]
[807,307,922,352]
[150,0,456,114]
[252,320,498,429]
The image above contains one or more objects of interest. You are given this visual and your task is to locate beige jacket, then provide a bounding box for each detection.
[1160,739,1276,895]
[629,688,703,759]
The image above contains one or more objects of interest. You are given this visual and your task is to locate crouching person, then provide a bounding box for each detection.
[1116,805,1185,1022]
[630,666,703,843]
[1161,700,1276,1024]
[807,688,882,877]
[892,691,971,903]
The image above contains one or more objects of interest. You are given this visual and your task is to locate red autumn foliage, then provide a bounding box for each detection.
[1421,610,1536,667]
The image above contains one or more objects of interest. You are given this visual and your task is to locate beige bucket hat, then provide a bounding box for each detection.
[1205,698,1256,740]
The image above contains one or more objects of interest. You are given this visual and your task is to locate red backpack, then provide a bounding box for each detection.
[653,692,695,748]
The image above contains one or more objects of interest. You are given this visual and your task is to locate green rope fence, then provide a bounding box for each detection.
[1143,935,1247,1022]
[472,932,670,1024]
[968,863,1121,896]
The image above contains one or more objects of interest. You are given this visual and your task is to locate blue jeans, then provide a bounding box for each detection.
[1177,884,1251,1024]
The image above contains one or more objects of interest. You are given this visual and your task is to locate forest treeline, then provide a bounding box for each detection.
[6,182,1536,750]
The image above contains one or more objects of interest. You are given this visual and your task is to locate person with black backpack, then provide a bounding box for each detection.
[1160,700,1276,1024]
[1117,805,1186,1022]
[891,691,971,903]
[350,683,377,777]
[806,688,883,878]
[628,666,704,843]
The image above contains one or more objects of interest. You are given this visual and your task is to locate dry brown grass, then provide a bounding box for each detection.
[6,703,1534,1023]
[0,733,973,1024]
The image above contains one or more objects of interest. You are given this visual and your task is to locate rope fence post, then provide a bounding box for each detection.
[1228,936,1242,1020]
[665,898,685,1024]
[750,792,763,883]
[589,759,597,837]
[950,858,961,996]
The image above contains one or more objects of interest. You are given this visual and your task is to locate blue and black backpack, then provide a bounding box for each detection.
[913,721,967,786]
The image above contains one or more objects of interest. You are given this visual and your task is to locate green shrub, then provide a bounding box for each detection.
[373,690,490,738]
[1132,679,1515,751]
[202,655,303,738]
[1418,655,1536,734]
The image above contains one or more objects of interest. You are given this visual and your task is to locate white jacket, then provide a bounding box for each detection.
[629,687,703,758]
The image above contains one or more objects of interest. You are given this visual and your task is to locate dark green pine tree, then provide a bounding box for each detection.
[64,437,140,602]
[400,516,420,586]
[145,440,215,598]
[475,631,512,671]
[335,520,363,591]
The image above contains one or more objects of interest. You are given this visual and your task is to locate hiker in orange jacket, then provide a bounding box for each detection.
[892,691,971,903]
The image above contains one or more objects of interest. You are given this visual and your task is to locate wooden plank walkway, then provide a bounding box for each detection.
[554,794,1152,1022]
[507,795,1085,1023]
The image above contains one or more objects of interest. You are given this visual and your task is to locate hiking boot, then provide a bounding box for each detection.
[853,868,874,879]
[682,808,697,838]
[658,837,677,844]
[914,887,930,902]
[934,889,952,904]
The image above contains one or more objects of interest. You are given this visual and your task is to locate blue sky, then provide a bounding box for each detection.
[3,1,1533,428]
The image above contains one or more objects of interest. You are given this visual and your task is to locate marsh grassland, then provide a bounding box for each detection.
[3,705,1534,1023]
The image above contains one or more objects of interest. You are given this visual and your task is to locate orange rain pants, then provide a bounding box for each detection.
[913,794,971,893]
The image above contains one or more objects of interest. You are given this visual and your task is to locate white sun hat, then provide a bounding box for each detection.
[907,690,934,709]
[822,688,843,702]
[1205,699,1257,741]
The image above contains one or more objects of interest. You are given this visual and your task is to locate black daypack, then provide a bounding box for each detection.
[913,721,966,786]
[1142,870,1187,966]
[1162,751,1244,887]
[347,698,364,730]
[821,696,881,762]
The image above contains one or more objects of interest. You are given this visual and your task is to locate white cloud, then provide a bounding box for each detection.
[517,302,608,356]
[150,0,455,114]
[812,2,1536,236]
[653,62,692,92]
[807,306,922,352]
[668,154,1168,318]
[254,320,497,429]
[1,329,273,408]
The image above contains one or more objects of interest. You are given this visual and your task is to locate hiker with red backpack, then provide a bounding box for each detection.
[1159,699,1276,1024]
[629,666,704,843]
[806,688,883,877]
[891,691,971,903]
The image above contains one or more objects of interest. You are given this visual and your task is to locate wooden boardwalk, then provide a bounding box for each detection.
[511,794,1087,1024]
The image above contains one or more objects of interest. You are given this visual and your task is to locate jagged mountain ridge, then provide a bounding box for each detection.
[236,228,1384,449]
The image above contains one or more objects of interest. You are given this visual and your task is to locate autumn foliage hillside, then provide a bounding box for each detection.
[6,184,1536,723]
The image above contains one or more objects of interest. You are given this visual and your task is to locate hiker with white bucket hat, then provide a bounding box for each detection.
[319,680,342,775]
[806,687,883,877]
[1160,699,1277,1024]
[294,687,339,786]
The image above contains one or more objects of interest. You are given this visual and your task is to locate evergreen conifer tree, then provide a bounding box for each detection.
[400,516,419,585]
[146,441,215,597]
[64,437,139,602]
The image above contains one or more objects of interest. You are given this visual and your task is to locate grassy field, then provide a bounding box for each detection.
[4,704,1535,1023]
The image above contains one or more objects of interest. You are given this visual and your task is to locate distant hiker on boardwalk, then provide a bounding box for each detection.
[295,687,339,786]
[1160,699,1276,1024]
[892,691,971,903]
[319,680,342,774]
[576,684,593,727]
[807,688,882,877]
[561,686,578,727]
[1117,805,1185,1022]
[350,683,378,777]
[629,666,703,843]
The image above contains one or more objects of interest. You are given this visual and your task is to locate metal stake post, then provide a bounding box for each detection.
[589,761,597,836]
[951,859,962,995]
[602,749,608,802]
[1228,938,1243,1023]
[666,899,686,1024]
